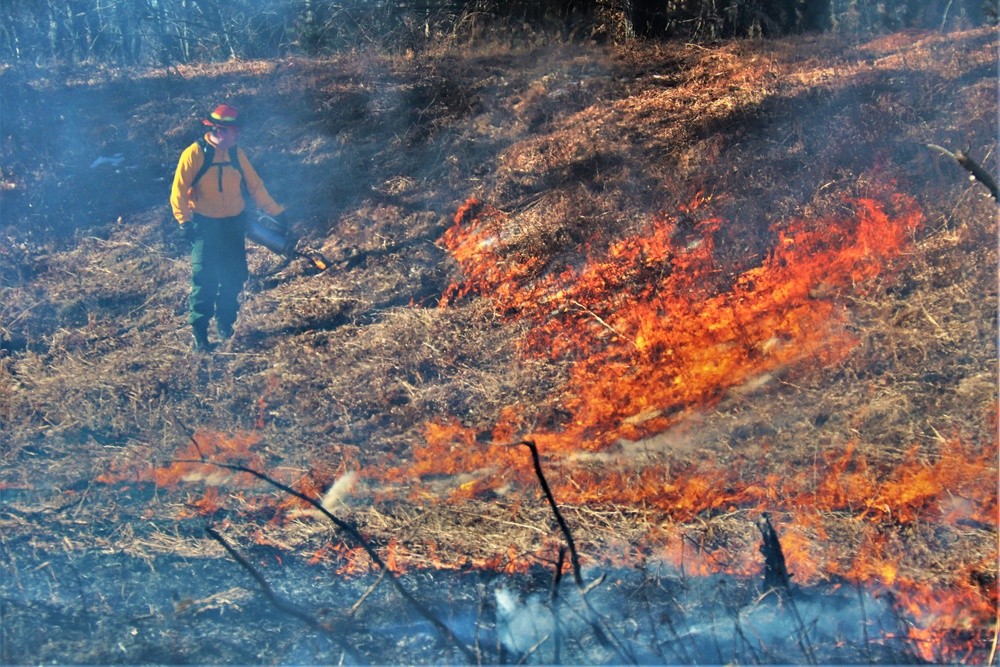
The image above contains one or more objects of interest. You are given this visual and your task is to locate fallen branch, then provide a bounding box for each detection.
[205,525,357,651]
[176,454,477,663]
[927,144,999,200]
[349,564,388,616]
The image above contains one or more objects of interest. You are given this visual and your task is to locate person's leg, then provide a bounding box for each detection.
[215,213,249,339]
[189,215,221,350]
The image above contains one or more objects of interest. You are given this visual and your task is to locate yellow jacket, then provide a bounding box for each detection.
[170,135,285,224]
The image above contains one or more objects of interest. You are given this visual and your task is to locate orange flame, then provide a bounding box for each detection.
[95,429,274,522]
[439,191,923,452]
[179,486,222,518]
[406,186,995,661]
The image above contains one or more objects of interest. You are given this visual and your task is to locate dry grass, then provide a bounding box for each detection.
[1,26,997,663]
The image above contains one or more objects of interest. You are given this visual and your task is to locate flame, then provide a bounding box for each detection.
[402,185,995,660]
[95,429,292,524]
[97,429,266,490]
[88,183,993,660]
[439,190,923,452]
[417,187,930,490]
[179,486,222,518]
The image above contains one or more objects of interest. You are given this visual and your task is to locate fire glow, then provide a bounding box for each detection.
[95,185,995,662]
[438,189,923,450]
[395,186,994,662]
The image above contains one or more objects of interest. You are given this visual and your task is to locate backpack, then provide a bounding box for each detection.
[189,137,248,198]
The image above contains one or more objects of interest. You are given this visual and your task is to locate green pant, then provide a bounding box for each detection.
[189,212,249,332]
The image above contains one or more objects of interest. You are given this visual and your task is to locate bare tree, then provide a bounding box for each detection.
[0,0,992,66]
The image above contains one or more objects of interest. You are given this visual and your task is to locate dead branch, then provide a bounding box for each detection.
[517,440,636,665]
[178,457,478,663]
[349,565,388,616]
[549,546,566,601]
[927,144,999,201]
[518,441,584,588]
[550,546,565,664]
[756,512,817,665]
[205,525,326,628]
[757,512,792,594]
[204,525,364,661]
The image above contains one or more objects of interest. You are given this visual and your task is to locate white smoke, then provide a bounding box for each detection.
[495,587,553,655]
[321,471,358,512]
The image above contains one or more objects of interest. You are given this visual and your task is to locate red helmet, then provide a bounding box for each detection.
[203,104,241,127]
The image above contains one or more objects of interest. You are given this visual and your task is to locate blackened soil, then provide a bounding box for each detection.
[1,516,915,665]
[1,532,492,665]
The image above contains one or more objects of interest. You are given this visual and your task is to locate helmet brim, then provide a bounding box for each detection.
[203,119,241,128]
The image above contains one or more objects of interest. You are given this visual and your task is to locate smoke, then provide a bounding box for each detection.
[321,471,359,511]
[490,565,908,665]
[494,586,555,655]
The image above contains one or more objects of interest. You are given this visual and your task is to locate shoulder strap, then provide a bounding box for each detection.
[229,147,249,197]
[188,139,248,198]
[190,137,216,189]
[229,147,249,198]
[228,147,246,179]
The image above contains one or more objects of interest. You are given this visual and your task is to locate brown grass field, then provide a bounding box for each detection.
[1,26,998,664]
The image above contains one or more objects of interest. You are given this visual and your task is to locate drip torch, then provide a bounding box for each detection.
[247,214,328,271]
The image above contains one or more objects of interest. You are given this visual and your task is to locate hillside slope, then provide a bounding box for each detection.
[1,29,998,664]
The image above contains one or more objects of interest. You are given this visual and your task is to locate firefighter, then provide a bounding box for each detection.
[170,104,287,352]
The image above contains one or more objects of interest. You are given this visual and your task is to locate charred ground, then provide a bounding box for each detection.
[1,28,998,664]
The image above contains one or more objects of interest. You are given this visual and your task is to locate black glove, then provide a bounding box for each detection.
[179,222,196,242]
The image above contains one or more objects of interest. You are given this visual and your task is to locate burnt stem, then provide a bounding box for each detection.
[756,512,817,665]
[176,457,477,664]
[519,440,583,588]
[757,511,792,594]
[517,440,636,665]
[550,546,565,664]
[204,526,351,642]
[549,546,566,601]
[927,143,999,200]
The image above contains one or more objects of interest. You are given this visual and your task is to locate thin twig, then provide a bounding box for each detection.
[988,613,999,667]
[857,580,874,664]
[515,634,550,666]
[550,546,565,665]
[206,525,328,631]
[349,565,387,616]
[204,525,364,662]
[927,143,999,200]
[444,506,548,534]
[178,458,477,663]
[516,440,636,665]
[569,300,637,348]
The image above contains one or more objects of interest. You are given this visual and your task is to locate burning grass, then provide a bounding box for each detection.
[1,27,997,665]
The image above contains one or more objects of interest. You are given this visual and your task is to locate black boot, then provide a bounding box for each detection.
[192,325,214,352]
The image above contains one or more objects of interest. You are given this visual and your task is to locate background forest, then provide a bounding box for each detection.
[2,0,997,67]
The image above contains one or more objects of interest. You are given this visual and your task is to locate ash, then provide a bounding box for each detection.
[2,526,912,665]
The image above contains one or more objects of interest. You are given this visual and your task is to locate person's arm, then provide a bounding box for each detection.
[170,144,203,224]
[236,148,285,217]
